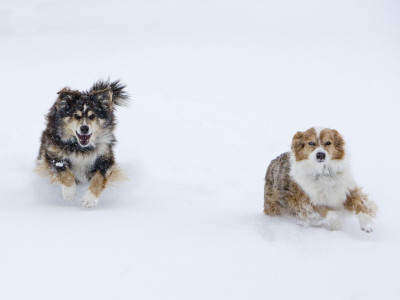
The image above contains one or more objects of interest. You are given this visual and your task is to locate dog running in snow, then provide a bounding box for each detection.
[36,80,129,207]
[264,127,377,232]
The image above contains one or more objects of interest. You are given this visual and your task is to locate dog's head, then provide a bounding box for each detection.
[291,127,345,164]
[55,88,114,147]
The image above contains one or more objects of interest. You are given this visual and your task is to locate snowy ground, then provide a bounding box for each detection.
[1,0,400,299]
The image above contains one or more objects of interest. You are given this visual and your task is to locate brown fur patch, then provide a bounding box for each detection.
[60,169,75,187]
[320,129,345,160]
[312,206,329,218]
[88,171,106,197]
[291,128,318,161]
[344,188,377,217]
[88,165,127,198]
[264,152,329,221]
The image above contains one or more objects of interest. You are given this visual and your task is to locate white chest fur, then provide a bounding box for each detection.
[66,143,109,183]
[68,152,98,183]
[289,154,356,209]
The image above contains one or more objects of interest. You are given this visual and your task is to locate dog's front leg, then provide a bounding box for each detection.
[49,158,76,201]
[344,188,378,233]
[59,168,76,202]
[82,171,106,208]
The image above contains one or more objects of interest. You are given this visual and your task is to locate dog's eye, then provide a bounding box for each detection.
[325,141,331,146]
[74,114,81,120]
[308,142,316,146]
[88,114,95,120]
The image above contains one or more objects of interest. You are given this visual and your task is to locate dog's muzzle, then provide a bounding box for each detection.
[76,125,92,146]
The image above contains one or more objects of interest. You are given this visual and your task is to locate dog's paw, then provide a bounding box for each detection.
[61,183,76,202]
[361,223,374,233]
[358,213,374,233]
[82,190,99,208]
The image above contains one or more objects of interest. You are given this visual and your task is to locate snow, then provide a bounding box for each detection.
[1,0,400,299]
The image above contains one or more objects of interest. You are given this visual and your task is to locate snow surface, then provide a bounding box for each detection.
[1,0,400,299]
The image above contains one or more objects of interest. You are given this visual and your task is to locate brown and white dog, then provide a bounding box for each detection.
[264,127,377,232]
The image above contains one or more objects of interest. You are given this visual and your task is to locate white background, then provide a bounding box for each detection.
[1,1,399,299]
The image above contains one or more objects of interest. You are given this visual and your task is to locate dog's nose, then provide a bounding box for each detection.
[316,152,326,161]
[80,125,89,134]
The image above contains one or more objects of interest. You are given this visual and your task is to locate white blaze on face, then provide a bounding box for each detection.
[314,126,324,137]
[74,106,93,147]
[309,127,329,163]
[77,104,90,133]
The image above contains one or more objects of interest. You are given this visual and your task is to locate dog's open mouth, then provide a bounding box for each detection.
[76,132,92,146]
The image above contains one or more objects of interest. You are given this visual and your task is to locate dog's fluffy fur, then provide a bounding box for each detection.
[264,127,377,232]
[36,79,129,207]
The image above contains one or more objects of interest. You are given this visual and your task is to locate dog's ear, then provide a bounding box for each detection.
[332,129,345,151]
[56,88,76,108]
[92,88,113,107]
[291,131,305,153]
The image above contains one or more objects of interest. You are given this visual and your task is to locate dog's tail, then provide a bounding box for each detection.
[90,79,129,106]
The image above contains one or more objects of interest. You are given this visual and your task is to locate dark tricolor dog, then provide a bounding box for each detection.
[36,79,129,207]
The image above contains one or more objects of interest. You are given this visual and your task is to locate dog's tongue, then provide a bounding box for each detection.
[77,133,91,146]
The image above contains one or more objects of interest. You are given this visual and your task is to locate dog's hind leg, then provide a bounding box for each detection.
[82,171,106,208]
